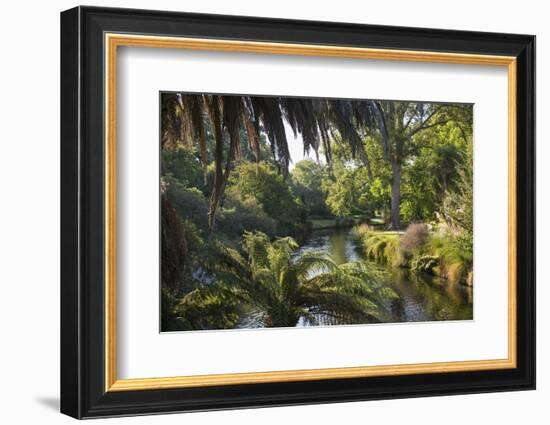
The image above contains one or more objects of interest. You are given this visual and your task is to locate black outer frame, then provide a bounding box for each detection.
[60,5,536,419]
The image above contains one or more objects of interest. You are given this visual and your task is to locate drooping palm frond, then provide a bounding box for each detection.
[175,283,242,330]
[293,250,338,280]
[161,93,383,230]
[279,97,321,159]
[301,261,397,323]
[180,94,208,180]
[249,96,291,175]
[161,93,184,150]
[328,99,374,179]
[241,97,261,162]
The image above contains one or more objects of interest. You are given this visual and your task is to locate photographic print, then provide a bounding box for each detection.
[160,93,474,332]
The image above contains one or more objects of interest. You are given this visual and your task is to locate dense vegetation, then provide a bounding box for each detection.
[160,93,473,331]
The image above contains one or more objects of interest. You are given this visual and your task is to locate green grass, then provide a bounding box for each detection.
[310,218,339,230]
[356,231,401,265]
[309,216,364,230]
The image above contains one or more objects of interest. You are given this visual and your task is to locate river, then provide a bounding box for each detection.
[293,227,473,325]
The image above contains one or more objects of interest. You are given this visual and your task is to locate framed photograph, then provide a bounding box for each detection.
[60,6,535,419]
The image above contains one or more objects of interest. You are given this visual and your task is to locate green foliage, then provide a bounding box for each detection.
[160,95,475,331]
[175,232,398,329]
[410,255,439,274]
[441,147,473,236]
[323,166,376,217]
[357,232,401,265]
[368,177,391,214]
[174,285,242,331]
[400,122,467,223]
[165,182,209,232]
[161,287,183,331]
[430,230,473,285]
[227,162,307,236]
[352,224,372,239]
[161,148,205,191]
[291,160,330,216]
[217,196,277,240]
[161,196,187,291]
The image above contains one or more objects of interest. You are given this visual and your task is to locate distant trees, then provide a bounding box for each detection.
[162,93,474,234]
[290,160,329,216]
[226,162,307,236]
[162,93,472,230]
[162,94,379,229]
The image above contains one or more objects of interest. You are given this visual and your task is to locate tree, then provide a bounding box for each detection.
[369,101,458,229]
[324,168,363,217]
[400,128,464,222]
[290,160,329,216]
[176,232,398,328]
[161,94,378,230]
[162,93,471,231]
[226,162,306,236]
[161,148,204,191]
[160,196,187,291]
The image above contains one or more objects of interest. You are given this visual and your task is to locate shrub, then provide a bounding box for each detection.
[430,230,473,284]
[161,148,205,191]
[165,183,209,231]
[360,232,400,265]
[218,197,277,239]
[352,223,372,239]
[400,223,429,252]
[390,223,429,267]
[410,255,439,274]
[226,162,307,237]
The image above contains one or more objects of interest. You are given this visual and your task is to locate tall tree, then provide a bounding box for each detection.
[369,101,454,229]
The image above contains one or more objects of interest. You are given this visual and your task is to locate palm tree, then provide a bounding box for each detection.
[175,231,398,329]
[161,94,378,230]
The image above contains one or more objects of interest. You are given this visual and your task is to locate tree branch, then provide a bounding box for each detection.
[410,119,451,136]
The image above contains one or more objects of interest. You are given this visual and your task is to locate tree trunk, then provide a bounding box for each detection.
[207,97,224,232]
[390,161,401,229]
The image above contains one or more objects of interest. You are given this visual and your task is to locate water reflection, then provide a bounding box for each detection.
[295,227,473,325]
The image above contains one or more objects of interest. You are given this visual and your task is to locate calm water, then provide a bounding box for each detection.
[294,228,473,324]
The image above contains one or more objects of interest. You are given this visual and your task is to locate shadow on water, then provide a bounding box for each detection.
[295,227,473,325]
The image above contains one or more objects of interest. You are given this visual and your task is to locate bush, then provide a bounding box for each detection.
[226,162,307,237]
[400,223,429,252]
[360,232,400,265]
[218,197,277,239]
[430,229,473,285]
[410,255,439,274]
[165,183,209,232]
[352,223,372,239]
[161,148,205,191]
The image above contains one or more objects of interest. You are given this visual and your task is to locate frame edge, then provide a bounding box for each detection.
[60,6,83,420]
[62,6,536,418]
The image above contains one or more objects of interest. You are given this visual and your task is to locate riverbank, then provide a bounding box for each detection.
[353,224,473,287]
[296,227,473,323]
[308,215,386,231]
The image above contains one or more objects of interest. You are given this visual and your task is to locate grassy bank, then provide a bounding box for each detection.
[353,223,473,286]
[309,215,384,231]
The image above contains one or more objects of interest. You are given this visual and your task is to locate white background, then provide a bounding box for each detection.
[0,0,546,424]
[118,48,508,379]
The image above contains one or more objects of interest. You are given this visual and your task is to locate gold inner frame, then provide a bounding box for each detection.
[104,33,517,392]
